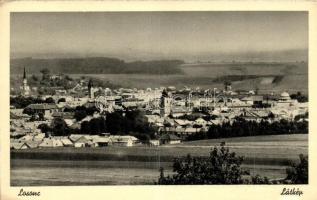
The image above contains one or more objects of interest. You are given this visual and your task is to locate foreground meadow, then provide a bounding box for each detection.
[11,134,308,185]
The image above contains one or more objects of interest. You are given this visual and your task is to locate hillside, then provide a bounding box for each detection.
[10,57,184,75]
[10,58,308,94]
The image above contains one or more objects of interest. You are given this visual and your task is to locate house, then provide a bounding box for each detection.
[25,141,41,149]
[270,109,294,120]
[26,103,59,119]
[69,122,81,130]
[184,127,202,135]
[109,135,140,147]
[241,96,263,106]
[240,110,269,121]
[33,133,45,141]
[10,142,29,150]
[175,127,186,135]
[122,102,139,110]
[92,136,110,147]
[69,134,85,142]
[159,134,181,145]
[60,138,74,147]
[10,109,30,119]
[274,92,298,108]
[209,119,222,125]
[69,135,92,147]
[149,139,160,146]
[52,111,75,127]
[145,115,163,124]
[171,107,190,117]
[194,118,207,127]
[174,119,192,128]
[52,112,75,119]
[18,134,34,142]
[39,138,63,148]
[163,118,175,127]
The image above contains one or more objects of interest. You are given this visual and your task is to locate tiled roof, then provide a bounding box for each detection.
[27,104,58,110]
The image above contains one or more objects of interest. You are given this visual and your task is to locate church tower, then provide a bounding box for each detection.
[160,89,172,117]
[21,67,30,96]
[88,79,94,99]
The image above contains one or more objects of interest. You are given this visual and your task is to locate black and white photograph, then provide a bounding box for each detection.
[8,11,309,187]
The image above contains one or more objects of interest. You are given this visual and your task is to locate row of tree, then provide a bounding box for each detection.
[290,91,308,103]
[39,110,156,141]
[11,57,184,75]
[11,96,56,109]
[186,118,308,141]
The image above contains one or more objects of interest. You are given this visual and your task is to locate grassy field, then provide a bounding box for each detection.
[174,134,308,146]
[10,159,288,186]
[11,134,308,185]
[11,134,308,165]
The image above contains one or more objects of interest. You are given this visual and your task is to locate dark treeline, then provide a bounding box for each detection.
[10,96,54,109]
[290,92,308,103]
[64,106,99,121]
[80,111,156,141]
[41,110,156,141]
[11,57,184,75]
[187,117,308,141]
[212,75,284,84]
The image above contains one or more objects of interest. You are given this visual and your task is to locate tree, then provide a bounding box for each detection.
[40,68,50,81]
[51,117,70,136]
[23,107,35,116]
[89,118,102,135]
[286,154,308,184]
[74,110,87,121]
[65,75,73,81]
[106,112,125,134]
[290,92,308,103]
[158,144,246,184]
[31,74,39,81]
[45,97,55,104]
[58,98,66,104]
[38,123,51,137]
[251,174,270,184]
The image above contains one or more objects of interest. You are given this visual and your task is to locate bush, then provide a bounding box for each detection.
[251,174,270,184]
[286,154,308,184]
[290,92,308,103]
[158,144,308,185]
[158,144,246,184]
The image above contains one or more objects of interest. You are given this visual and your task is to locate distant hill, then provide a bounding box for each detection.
[10,57,308,94]
[10,57,184,75]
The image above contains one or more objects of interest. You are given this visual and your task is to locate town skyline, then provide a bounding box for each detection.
[9,10,309,187]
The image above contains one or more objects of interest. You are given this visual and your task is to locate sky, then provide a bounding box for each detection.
[11,12,308,61]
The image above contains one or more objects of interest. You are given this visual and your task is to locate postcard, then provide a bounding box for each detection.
[0,1,317,200]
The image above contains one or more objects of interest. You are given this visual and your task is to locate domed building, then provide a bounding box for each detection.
[279,92,291,101]
[275,91,298,108]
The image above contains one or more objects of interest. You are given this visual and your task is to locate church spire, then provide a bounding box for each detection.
[88,79,93,89]
[21,67,30,96]
[23,67,26,79]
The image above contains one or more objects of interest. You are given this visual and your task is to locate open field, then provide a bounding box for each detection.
[11,134,308,165]
[11,134,308,185]
[173,134,308,146]
[10,159,287,186]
